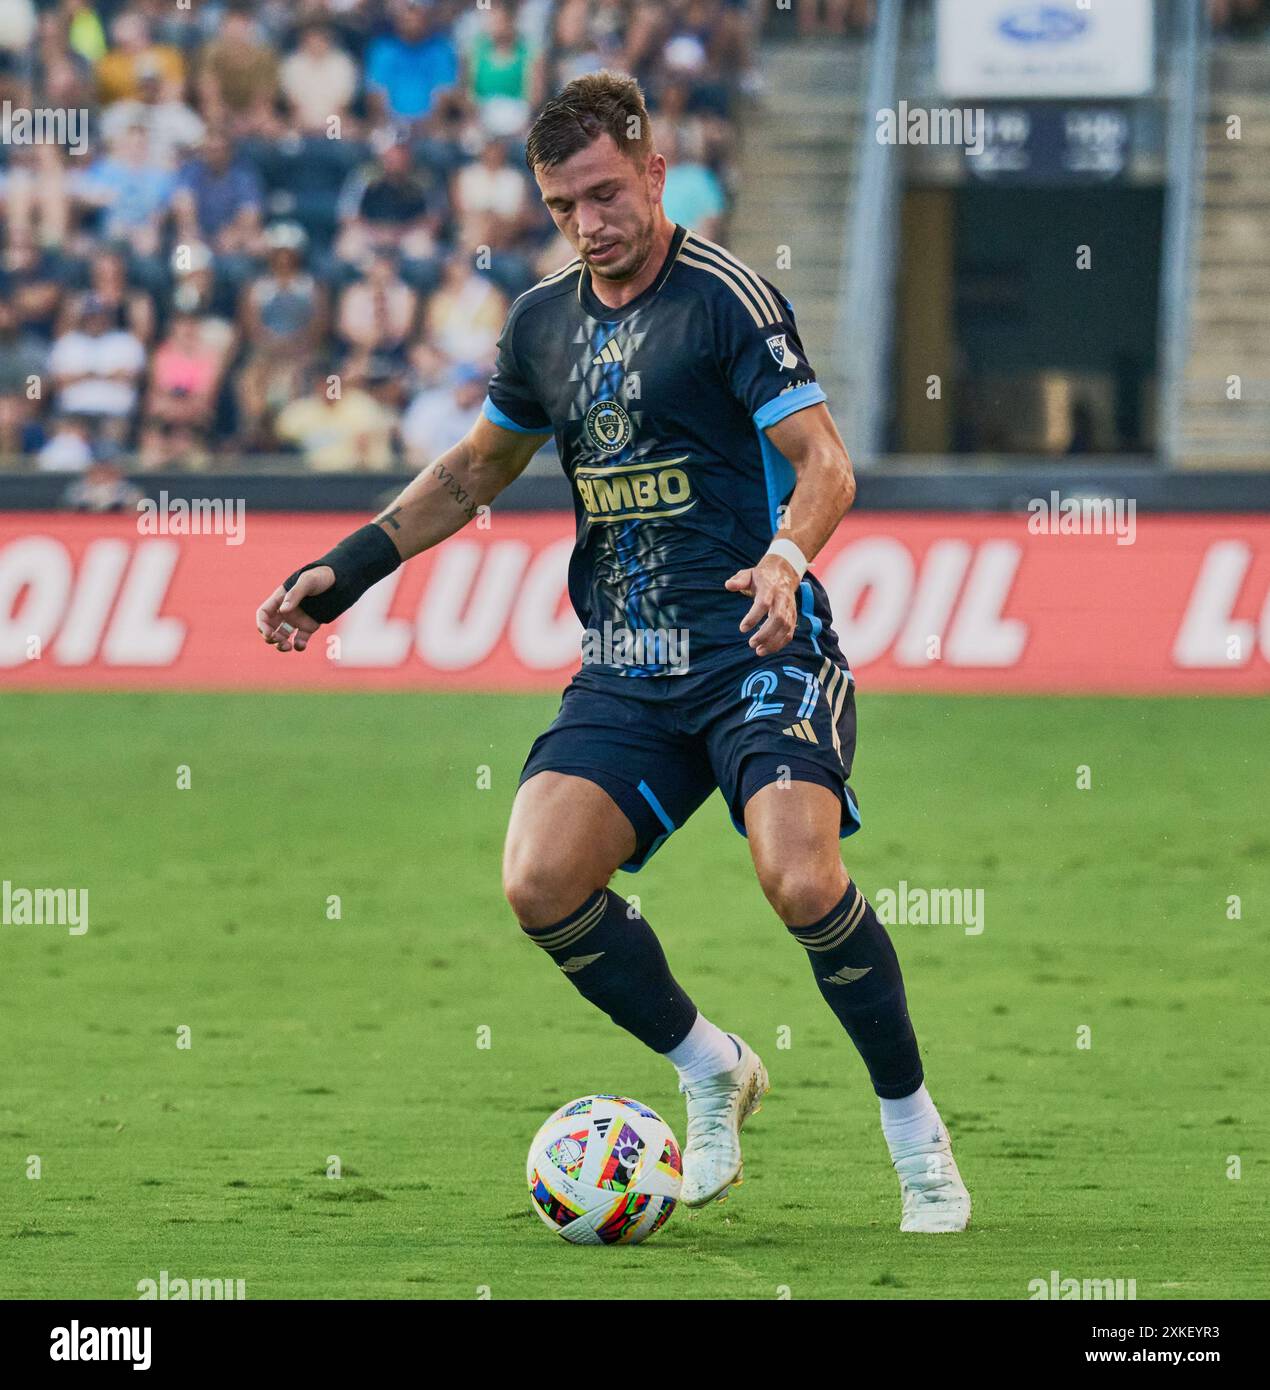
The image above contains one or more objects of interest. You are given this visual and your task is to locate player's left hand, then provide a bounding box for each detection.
[726,554,800,657]
[254,567,333,653]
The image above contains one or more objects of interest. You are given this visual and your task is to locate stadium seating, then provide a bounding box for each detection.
[0,0,754,473]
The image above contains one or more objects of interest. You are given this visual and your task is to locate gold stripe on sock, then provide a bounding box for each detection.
[796,890,868,953]
[530,895,606,951]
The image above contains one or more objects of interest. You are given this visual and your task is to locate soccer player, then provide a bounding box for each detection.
[256,72,970,1232]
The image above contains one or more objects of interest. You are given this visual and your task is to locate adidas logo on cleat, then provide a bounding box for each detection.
[781,719,817,744]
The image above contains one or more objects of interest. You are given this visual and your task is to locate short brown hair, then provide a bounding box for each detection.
[525,71,653,173]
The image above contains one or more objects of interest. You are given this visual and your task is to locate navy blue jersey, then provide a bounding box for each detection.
[485,223,841,677]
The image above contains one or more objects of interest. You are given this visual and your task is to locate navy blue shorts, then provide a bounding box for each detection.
[519,648,861,872]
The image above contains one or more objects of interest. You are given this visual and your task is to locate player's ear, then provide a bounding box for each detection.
[646,151,667,199]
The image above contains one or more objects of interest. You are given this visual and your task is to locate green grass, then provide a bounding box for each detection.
[1,692,1266,1300]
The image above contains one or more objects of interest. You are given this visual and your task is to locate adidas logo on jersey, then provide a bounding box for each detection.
[781,719,818,745]
[591,339,623,366]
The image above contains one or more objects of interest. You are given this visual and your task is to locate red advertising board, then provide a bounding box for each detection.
[2,510,1269,693]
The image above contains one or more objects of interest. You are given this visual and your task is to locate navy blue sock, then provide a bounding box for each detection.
[787,881,924,1099]
[522,889,697,1053]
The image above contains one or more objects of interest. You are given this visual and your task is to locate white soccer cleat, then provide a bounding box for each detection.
[892,1133,972,1233]
[679,1035,769,1207]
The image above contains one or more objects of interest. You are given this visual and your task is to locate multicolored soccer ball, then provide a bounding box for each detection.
[527,1095,683,1245]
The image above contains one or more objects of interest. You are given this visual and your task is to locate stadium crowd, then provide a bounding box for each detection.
[0,0,755,474]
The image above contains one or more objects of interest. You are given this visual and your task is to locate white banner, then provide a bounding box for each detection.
[936,0,1155,98]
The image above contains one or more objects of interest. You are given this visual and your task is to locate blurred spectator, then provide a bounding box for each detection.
[3,144,72,250]
[169,242,238,368]
[61,460,145,510]
[235,223,326,446]
[137,310,223,469]
[464,1,544,137]
[357,351,410,415]
[337,248,419,359]
[708,0,761,95]
[33,7,96,112]
[172,133,265,262]
[72,124,175,255]
[660,126,727,239]
[336,133,446,269]
[64,1,107,66]
[274,364,397,471]
[422,253,507,365]
[58,248,156,347]
[0,234,64,340]
[452,138,530,252]
[96,11,184,106]
[401,362,488,467]
[280,22,360,135]
[550,0,620,87]
[47,296,145,444]
[195,2,280,139]
[0,299,47,458]
[38,414,96,472]
[657,3,715,82]
[365,0,459,125]
[655,74,734,174]
[100,63,205,169]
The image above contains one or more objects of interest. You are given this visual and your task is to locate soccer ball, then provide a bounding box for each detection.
[526,1095,683,1245]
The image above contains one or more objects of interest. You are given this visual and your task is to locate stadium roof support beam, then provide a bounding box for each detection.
[835,0,904,468]
[1158,0,1210,469]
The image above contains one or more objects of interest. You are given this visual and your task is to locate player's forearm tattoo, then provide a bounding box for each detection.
[375,506,403,531]
[432,461,480,522]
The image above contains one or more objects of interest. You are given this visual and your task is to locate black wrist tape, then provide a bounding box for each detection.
[283,523,402,624]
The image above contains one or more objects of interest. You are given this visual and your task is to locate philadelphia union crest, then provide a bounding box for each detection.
[585,399,632,453]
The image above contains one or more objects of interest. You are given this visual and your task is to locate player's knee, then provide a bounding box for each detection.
[503,853,594,931]
[757,860,847,927]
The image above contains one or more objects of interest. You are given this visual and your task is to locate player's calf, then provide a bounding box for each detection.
[519,886,698,1053]
[783,879,925,1099]
[784,881,972,1231]
[505,771,698,1053]
[746,782,971,1231]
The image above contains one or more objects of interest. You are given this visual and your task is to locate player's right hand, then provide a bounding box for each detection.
[255,566,334,653]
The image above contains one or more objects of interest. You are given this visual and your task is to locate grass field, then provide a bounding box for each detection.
[1,691,1267,1300]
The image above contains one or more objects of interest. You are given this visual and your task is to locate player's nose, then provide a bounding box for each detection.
[576,207,607,241]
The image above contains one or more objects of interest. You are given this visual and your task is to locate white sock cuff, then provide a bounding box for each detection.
[879,1084,945,1155]
[664,1013,740,1085]
[879,1083,935,1124]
